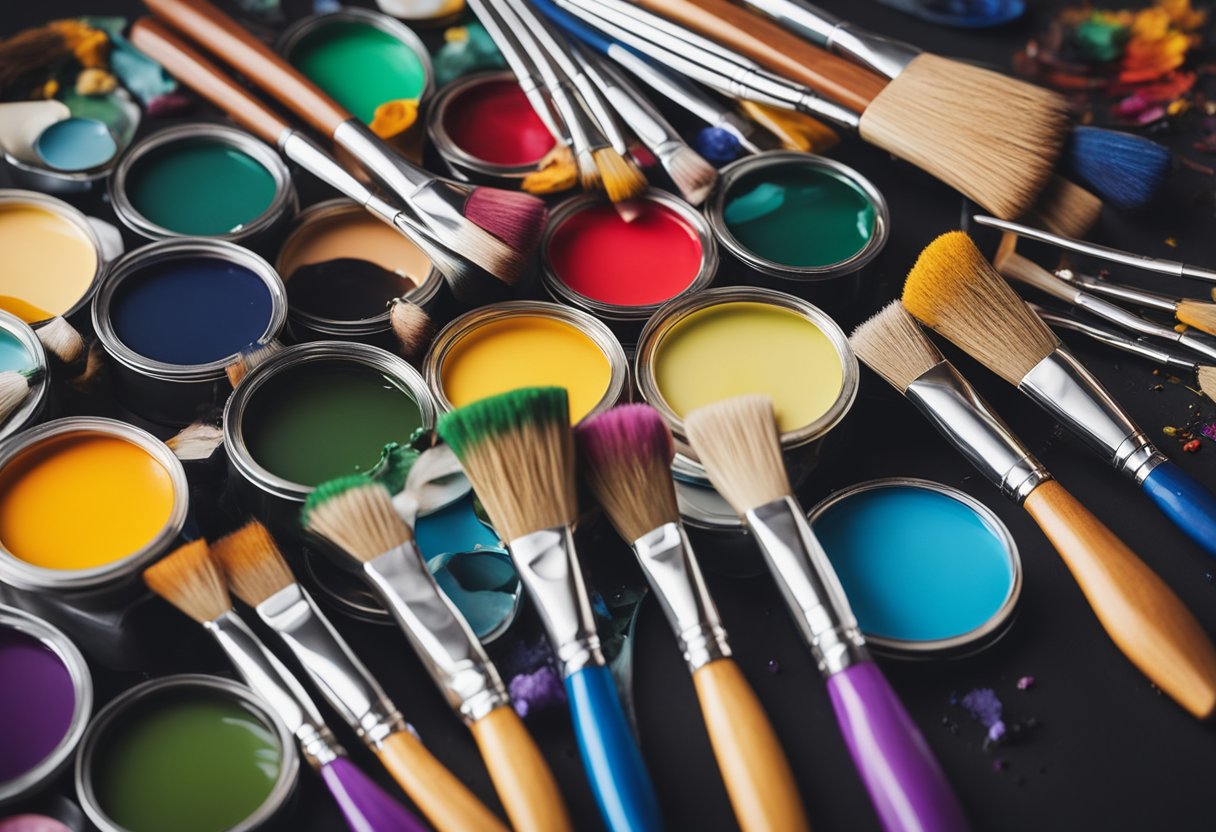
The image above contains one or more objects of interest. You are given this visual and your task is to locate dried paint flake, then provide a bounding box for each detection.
[1184,438,1202,452]
[1201,422,1216,441]
[961,688,1007,744]
[1017,676,1037,690]
[766,659,781,674]
[509,666,566,718]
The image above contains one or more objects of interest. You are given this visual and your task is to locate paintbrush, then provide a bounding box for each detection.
[851,301,1216,718]
[224,339,284,387]
[1031,304,1216,403]
[35,317,85,365]
[575,403,809,832]
[302,476,573,832]
[144,0,546,270]
[683,395,969,832]
[390,300,438,366]
[0,368,42,425]
[1017,176,1102,242]
[211,522,510,832]
[903,231,1216,559]
[437,387,663,832]
[143,540,428,832]
[129,19,514,303]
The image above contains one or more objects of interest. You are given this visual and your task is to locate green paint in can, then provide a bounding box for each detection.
[243,360,424,486]
[289,21,428,124]
[92,690,283,832]
[722,163,876,268]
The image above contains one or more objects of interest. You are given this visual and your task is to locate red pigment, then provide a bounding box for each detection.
[547,200,703,306]
[444,79,554,166]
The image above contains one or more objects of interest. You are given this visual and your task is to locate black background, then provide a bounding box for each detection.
[4,1,1216,830]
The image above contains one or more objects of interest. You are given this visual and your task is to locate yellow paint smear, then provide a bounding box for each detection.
[0,204,97,323]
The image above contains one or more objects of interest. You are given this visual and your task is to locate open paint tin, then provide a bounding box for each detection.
[541,190,718,342]
[76,674,298,832]
[109,123,296,251]
[428,71,559,187]
[808,478,1022,658]
[0,311,51,443]
[0,606,92,807]
[275,199,443,347]
[0,418,188,598]
[636,286,858,483]
[93,239,288,426]
[706,151,887,305]
[0,190,105,328]
[424,301,630,424]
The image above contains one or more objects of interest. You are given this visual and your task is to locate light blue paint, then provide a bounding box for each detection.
[35,117,117,171]
[0,329,32,374]
[812,485,1014,643]
[415,492,501,557]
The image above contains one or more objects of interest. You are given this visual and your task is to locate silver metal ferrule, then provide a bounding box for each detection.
[206,612,342,769]
[1034,305,1200,371]
[905,362,1050,503]
[257,583,405,748]
[745,497,868,677]
[509,526,603,677]
[364,543,509,724]
[1020,349,1166,483]
[564,44,631,154]
[279,131,373,209]
[1064,269,1179,314]
[633,523,730,672]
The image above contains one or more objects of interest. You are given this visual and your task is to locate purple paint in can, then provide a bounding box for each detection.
[0,629,76,783]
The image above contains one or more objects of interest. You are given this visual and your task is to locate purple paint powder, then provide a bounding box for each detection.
[0,629,76,783]
[960,687,1006,744]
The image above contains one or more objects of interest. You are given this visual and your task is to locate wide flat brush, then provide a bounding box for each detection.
[438,388,663,832]
[143,541,427,832]
[576,403,809,832]
[902,231,1216,559]
[684,396,969,832]
[0,368,42,425]
[212,522,510,832]
[302,477,573,832]
[851,302,1216,719]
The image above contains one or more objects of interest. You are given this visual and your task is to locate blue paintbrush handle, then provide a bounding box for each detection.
[534,0,615,55]
[565,665,664,832]
[1141,461,1216,559]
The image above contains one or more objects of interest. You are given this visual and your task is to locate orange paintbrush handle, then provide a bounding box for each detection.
[470,705,574,832]
[692,659,810,832]
[1022,479,1216,719]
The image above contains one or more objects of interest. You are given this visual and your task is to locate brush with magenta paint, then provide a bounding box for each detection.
[902,231,1216,560]
[575,403,809,832]
[301,474,574,832]
[850,301,1216,718]
[142,540,429,832]
[683,395,969,832]
[437,387,664,832]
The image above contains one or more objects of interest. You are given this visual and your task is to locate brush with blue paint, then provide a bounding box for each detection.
[438,387,664,832]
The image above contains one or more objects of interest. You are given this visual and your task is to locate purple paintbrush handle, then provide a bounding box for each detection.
[320,756,430,832]
[827,662,970,832]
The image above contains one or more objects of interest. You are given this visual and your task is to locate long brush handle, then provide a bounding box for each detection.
[470,705,574,832]
[320,756,430,832]
[377,729,511,832]
[691,658,809,832]
[1022,479,1216,718]
[1141,462,1216,560]
[565,665,664,832]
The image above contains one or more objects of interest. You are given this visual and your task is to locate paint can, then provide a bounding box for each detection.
[807,478,1022,659]
[541,190,718,343]
[275,199,444,348]
[705,151,888,307]
[424,300,630,424]
[2,97,138,197]
[0,418,189,601]
[635,286,858,484]
[428,71,559,188]
[109,123,296,252]
[0,311,51,443]
[75,674,299,832]
[0,605,92,807]
[93,239,288,426]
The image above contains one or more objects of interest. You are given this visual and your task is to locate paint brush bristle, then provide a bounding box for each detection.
[575,404,679,542]
[1177,300,1216,337]
[35,316,84,365]
[1065,126,1172,211]
[849,301,945,393]
[225,340,283,387]
[0,368,40,424]
[902,231,1059,385]
[593,148,648,203]
[663,145,717,207]
[390,299,438,364]
[1199,366,1216,401]
[464,187,549,256]
[684,396,790,518]
[1021,176,1102,240]
[437,387,576,540]
[166,420,224,461]
[302,475,413,563]
[144,539,231,624]
[211,522,295,607]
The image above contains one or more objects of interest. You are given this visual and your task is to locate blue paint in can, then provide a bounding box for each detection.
[35,117,117,171]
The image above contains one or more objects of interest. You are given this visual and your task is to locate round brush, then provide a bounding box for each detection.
[0,368,42,425]
[389,299,438,366]
[34,316,86,365]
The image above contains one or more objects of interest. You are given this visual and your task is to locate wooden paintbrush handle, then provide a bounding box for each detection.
[692,659,809,832]
[1022,479,1216,719]
[376,729,510,832]
[143,0,351,136]
[470,705,574,832]
[632,0,886,111]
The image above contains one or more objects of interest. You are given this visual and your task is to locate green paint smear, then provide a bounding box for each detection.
[126,139,278,236]
[723,164,875,268]
[93,691,282,832]
[244,361,423,486]
[289,21,426,124]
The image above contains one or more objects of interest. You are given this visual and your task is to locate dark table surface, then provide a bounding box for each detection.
[4,1,1216,830]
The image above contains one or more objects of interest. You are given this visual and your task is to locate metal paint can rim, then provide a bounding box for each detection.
[0,310,50,444]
